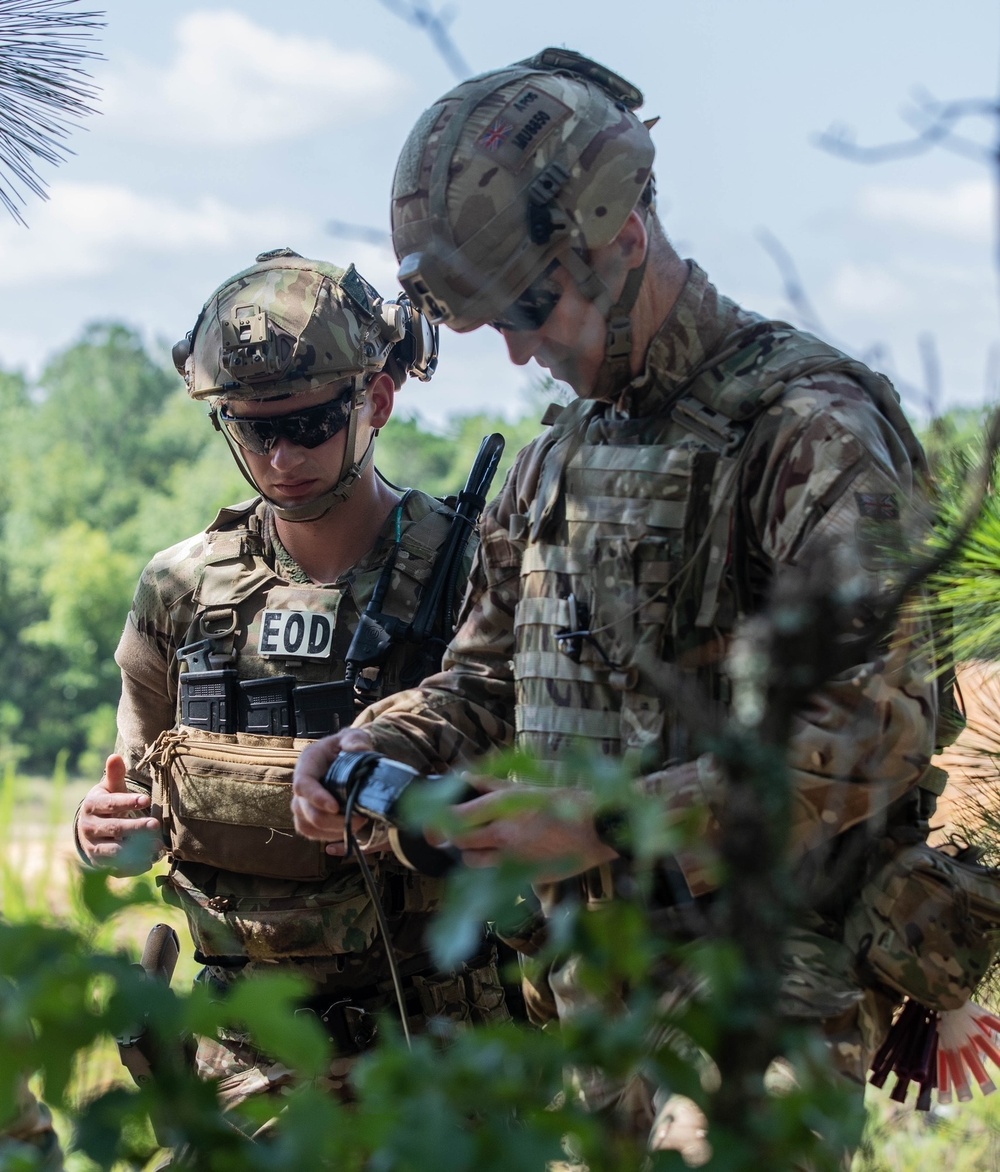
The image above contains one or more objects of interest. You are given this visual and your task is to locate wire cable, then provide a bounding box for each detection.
[342,780,413,1048]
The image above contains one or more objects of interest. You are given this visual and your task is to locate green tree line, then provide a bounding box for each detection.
[0,322,545,778]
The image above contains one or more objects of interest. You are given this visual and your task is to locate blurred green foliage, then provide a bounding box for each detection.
[917,405,1000,667]
[0,759,861,1172]
[0,324,991,1169]
[0,322,550,776]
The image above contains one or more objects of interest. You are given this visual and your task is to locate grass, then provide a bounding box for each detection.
[858,1084,1000,1171]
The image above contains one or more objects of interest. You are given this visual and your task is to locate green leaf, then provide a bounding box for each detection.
[224,974,329,1077]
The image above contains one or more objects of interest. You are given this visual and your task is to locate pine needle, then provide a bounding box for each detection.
[0,0,103,225]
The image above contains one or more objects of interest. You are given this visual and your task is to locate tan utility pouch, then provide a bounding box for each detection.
[144,725,333,881]
[844,842,1000,1011]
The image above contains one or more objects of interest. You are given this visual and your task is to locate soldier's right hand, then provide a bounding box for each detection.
[76,754,161,873]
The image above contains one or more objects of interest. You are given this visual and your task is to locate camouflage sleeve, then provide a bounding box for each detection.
[354,440,553,771]
[112,558,187,794]
[665,374,937,890]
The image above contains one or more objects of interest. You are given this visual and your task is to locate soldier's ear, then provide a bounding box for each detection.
[366,371,395,431]
[614,209,649,271]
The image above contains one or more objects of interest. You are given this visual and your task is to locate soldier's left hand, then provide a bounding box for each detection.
[440,781,619,882]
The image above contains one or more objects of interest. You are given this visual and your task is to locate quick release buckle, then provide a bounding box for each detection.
[605,315,632,361]
[670,399,743,453]
[528,160,570,246]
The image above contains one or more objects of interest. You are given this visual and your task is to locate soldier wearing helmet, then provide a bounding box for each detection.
[292,50,947,1153]
[75,250,509,1127]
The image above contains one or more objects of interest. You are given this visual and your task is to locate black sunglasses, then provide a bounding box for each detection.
[217,388,354,455]
[491,261,563,332]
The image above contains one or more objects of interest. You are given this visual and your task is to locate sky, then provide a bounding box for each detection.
[4,0,999,427]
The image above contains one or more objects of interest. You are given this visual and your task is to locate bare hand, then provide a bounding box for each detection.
[76,754,161,873]
[292,729,381,855]
[443,781,618,882]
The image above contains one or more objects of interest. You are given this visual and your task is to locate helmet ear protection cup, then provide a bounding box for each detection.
[173,249,438,521]
[376,294,439,383]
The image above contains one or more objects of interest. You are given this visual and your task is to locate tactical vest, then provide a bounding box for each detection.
[514,322,945,775]
[144,490,464,965]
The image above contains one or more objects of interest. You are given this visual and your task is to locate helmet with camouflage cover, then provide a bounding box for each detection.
[391,48,655,393]
[172,248,438,522]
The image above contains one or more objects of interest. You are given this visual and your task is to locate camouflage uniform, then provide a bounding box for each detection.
[110,491,507,1120]
[355,262,937,1122]
[74,251,506,1127]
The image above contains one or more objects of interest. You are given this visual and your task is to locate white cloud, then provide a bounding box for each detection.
[828,262,911,315]
[859,179,992,244]
[99,10,404,145]
[0,181,306,286]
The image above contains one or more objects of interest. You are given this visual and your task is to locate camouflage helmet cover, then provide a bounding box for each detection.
[392,48,655,332]
[179,249,408,402]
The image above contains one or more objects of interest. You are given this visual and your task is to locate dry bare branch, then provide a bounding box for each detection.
[756,230,928,413]
[918,330,942,420]
[816,92,997,166]
[326,219,393,249]
[376,0,471,80]
[756,229,828,338]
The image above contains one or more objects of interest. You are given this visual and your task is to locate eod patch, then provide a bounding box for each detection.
[258,610,334,659]
[474,85,571,172]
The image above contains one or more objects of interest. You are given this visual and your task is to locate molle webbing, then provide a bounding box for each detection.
[515,322,926,768]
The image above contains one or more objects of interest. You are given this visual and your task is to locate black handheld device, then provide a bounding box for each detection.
[321,750,477,877]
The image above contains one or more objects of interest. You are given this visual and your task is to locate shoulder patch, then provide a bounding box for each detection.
[855,492,900,521]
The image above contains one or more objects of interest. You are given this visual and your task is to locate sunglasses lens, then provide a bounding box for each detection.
[220,390,354,454]
[218,415,272,455]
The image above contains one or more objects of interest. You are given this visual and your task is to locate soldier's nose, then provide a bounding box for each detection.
[269,438,306,468]
[501,328,539,367]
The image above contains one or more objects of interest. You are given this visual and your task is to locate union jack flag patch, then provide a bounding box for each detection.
[855,492,899,520]
[477,120,513,151]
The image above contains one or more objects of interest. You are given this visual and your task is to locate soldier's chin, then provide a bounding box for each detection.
[266,483,344,524]
[535,355,585,398]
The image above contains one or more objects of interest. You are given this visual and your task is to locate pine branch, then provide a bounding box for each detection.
[0,0,103,225]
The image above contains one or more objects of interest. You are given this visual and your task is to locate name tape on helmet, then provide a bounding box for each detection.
[473,85,571,173]
[258,610,335,659]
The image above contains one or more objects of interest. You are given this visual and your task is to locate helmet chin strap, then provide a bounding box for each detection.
[558,232,649,403]
[269,433,376,523]
[217,378,376,524]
